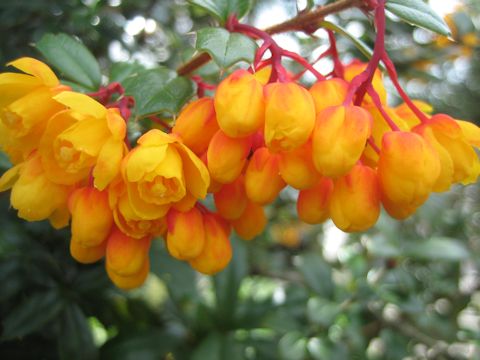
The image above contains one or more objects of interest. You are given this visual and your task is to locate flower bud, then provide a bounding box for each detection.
[69,187,113,247]
[279,141,320,189]
[107,257,149,290]
[214,69,264,137]
[189,213,232,275]
[106,227,151,277]
[172,98,219,155]
[329,164,380,232]
[312,105,372,178]
[70,239,106,264]
[166,207,205,260]
[378,131,440,218]
[207,130,251,184]
[214,175,247,220]
[231,201,267,240]
[425,114,480,185]
[456,119,480,148]
[296,177,334,224]
[245,147,285,205]
[264,82,315,152]
[309,78,349,114]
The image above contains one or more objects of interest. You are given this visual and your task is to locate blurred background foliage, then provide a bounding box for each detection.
[1,0,480,359]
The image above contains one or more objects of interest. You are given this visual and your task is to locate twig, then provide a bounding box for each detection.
[177,0,362,76]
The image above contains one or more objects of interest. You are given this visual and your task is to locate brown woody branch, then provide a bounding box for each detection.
[177,0,363,76]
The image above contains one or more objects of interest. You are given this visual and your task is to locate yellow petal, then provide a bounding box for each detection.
[177,143,210,199]
[0,164,22,192]
[94,139,125,190]
[137,129,176,147]
[53,91,106,118]
[124,145,168,182]
[106,108,127,140]
[8,57,59,87]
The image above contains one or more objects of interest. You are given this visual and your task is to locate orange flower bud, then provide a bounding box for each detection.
[312,105,372,178]
[424,114,480,185]
[106,257,149,290]
[329,164,380,232]
[378,131,440,218]
[279,141,320,190]
[69,187,113,247]
[413,125,454,192]
[207,130,251,184]
[106,227,151,277]
[309,78,349,114]
[189,213,232,275]
[297,177,334,224]
[172,98,219,155]
[166,207,205,260]
[214,69,264,137]
[231,201,267,240]
[456,119,480,148]
[245,147,286,205]
[264,82,315,152]
[214,175,247,220]
[70,238,106,264]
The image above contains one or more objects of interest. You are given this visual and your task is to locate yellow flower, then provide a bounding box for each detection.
[69,187,113,247]
[214,69,265,138]
[309,78,349,114]
[172,97,219,155]
[378,131,441,219]
[189,213,232,275]
[166,207,205,260]
[109,178,167,239]
[122,129,209,220]
[39,91,127,189]
[245,147,286,205]
[0,152,72,227]
[214,175,248,220]
[105,227,151,289]
[264,82,315,152]
[296,177,334,225]
[329,164,380,232]
[231,201,267,240]
[278,141,320,190]
[0,58,66,162]
[312,105,372,178]
[207,130,252,184]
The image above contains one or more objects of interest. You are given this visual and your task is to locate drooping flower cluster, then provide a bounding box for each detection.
[1,0,480,290]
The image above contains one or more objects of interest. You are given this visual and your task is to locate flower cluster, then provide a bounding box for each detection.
[0,58,213,289]
[1,0,480,290]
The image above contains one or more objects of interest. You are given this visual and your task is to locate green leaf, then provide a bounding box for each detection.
[109,62,146,84]
[295,253,334,298]
[196,28,257,69]
[58,304,97,360]
[0,151,12,171]
[386,0,451,36]
[213,235,248,326]
[2,289,64,340]
[278,332,308,360]
[123,68,194,118]
[191,333,223,360]
[189,0,251,23]
[36,33,102,90]
[404,237,470,261]
[101,329,180,360]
